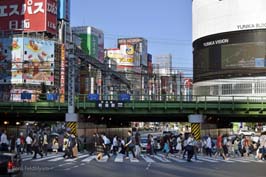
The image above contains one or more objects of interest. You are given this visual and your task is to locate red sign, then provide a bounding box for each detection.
[0,0,57,34]
[60,44,65,103]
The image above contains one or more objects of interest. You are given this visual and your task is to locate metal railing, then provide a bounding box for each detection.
[1,92,266,104]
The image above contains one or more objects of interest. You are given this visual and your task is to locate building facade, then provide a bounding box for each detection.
[193,0,266,98]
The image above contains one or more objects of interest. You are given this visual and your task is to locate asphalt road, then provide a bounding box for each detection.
[20,152,266,177]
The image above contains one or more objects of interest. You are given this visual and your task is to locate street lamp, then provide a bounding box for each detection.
[16,122,20,137]
[3,121,9,131]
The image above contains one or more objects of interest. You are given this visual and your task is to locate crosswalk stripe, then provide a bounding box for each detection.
[197,157,218,163]
[65,154,90,162]
[114,154,124,162]
[229,158,250,163]
[153,154,171,162]
[203,157,234,163]
[22,157,34,161]
[129,154,139,162]
[49,157,64,162]
[140,155,155,163]
[32,154,62,162]
[81,155,96,162]
[167,156,189,163]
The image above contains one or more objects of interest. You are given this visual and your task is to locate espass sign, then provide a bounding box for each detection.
[0,0,57,34]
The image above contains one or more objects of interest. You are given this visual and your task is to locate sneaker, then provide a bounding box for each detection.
[125,157,129,160]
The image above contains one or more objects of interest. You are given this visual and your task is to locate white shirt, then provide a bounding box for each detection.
[206,137,212,149]
[26,136,33,144]
[113,137,118,146]
[0,133,8,144]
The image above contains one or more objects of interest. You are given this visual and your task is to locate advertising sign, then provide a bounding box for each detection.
[23,37,54,85]
[58,0,70,21]
[72,26,104,63]
[118,38,148,66]
[60,44,65,103]
[0,0,57,34]
[0,37,23,84]
[193,0,266,41]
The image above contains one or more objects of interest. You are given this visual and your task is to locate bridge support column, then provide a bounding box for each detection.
[188,114,204,141]
[66,113,79,136]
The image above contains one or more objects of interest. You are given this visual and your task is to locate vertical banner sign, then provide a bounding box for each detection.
[68,50,75,114]
[191,123,201,141]
[60,44,65,103]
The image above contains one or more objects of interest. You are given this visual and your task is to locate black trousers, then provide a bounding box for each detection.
[187,145,194,161]
[33,146,43,158]
[126,146,136,158]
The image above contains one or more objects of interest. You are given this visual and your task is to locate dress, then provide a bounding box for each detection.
[176,137,182,151]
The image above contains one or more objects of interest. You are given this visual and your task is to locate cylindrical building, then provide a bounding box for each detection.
[193,0,266,98]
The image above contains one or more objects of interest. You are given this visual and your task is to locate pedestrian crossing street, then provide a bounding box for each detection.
[21,152,265,165]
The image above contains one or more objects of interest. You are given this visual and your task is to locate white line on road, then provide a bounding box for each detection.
[81,155,96,162]
[65,154,90,162]
[32,154,62,162]
[153,154,171,163]
[140,155,155,163]
[114,154,124,163]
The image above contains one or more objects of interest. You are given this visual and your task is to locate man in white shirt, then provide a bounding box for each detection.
[26,135,33,154]
[206,134,212,157]
[0,130,9,151]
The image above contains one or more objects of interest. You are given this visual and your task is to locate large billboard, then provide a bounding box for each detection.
[72,26,104,63]
[0,37,55,85]
[193,30,266,82]
[193,0,266,41]
[23,38,54,85]
[57,0,70,21]
[118,38,148,66]
[0,0,57,34]
[0,37,23,84]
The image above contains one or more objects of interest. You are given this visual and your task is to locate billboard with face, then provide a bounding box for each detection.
[118,38,148,66]
[0,0,57,34]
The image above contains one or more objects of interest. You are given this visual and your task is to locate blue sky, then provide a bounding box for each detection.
[71,0,192,74]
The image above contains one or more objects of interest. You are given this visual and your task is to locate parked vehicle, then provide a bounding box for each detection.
[238,129,255,136]
[0,152,22,177]
[140,138,148,152]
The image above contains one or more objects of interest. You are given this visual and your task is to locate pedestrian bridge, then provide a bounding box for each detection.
[0,94,266,121]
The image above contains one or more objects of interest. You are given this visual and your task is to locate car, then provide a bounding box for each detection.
[238,129,255,136]
[0,152,22,177]
[140,138,148,152]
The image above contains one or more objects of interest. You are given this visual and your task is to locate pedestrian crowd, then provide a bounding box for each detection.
[1,129,266,162]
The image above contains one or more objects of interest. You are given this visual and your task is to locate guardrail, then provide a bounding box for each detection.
[1,92,266,104]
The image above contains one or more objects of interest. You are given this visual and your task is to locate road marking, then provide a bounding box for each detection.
[32,154,61,162]
[129,154,139,162]
[229,158,250,163]
[49,157,64,162]
[65,154,90,162]
[203,157,234,163]
[22,157,34,161]
[114,154,124,162]
[58,163,73,167]
[81,155,96,162]
[196,157,218,163]
[153,155,171,162]
[141,155,156,163]
[166,155,187,163]
[146,163,152,170]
